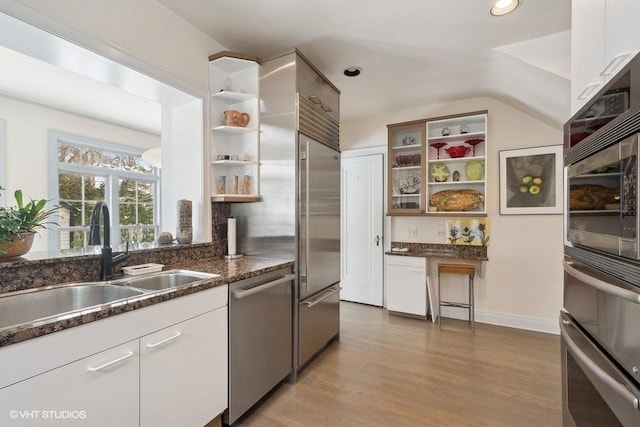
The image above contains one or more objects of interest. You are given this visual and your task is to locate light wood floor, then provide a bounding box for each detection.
[239,302,562,427]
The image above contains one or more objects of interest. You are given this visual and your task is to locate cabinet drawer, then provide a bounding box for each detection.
[385,254,426,268]
[0,340,139,427]
[299,284,340,367]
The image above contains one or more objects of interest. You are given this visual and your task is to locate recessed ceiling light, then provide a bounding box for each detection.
[490,0,520,16]
[344,66,362,77]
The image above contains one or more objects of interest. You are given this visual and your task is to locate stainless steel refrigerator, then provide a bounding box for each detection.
[232,49,340,376]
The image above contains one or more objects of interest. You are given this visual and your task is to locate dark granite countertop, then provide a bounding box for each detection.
[385,242,488,261]
[0,256,293,348]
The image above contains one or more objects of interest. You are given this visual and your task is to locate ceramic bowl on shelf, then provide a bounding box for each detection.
[445,145,470,158]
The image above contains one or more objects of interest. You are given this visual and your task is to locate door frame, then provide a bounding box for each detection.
[341,146,389,305]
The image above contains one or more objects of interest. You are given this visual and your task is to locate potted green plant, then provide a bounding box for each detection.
[0,186,60,259]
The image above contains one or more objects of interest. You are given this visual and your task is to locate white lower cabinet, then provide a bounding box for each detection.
[385,255,427,317]
[0,285,228,427]
[140,307,228,427]
[0,340,139,427]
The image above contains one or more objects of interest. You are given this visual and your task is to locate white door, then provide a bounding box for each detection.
[341,154,384,306]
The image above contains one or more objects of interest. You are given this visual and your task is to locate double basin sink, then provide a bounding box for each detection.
[0,270,220,330]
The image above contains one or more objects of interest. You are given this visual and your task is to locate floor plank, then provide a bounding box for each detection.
[238,302,561,426]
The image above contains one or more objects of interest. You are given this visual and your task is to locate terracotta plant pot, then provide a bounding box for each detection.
[0,232,35,259]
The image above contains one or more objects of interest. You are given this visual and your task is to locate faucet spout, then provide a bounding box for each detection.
[89,201,128,280]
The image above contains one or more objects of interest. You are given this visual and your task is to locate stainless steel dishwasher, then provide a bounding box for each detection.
[224,267,294,425]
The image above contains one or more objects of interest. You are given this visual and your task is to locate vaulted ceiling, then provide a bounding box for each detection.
[158,0,572,126]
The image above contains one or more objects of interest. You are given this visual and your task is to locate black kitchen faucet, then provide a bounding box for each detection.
[89,201,128,280]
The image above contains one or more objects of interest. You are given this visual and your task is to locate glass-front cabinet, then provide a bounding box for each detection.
[387,111,488,216]
[388,121,426,214]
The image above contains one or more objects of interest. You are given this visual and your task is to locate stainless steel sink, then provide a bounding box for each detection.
[0,269,220,331]
[0,284,145,330]
[125,270,220,291]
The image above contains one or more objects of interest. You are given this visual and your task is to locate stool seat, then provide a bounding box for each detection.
[438,263,476,276]
[437,262,476,333]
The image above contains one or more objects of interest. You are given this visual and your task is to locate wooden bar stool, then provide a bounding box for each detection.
[437,262,476,333]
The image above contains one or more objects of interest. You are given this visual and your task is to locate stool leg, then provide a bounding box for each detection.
[470,274,475,334]
[438,272,442,330]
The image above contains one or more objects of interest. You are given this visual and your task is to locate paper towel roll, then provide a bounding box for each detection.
[227,217,236,255]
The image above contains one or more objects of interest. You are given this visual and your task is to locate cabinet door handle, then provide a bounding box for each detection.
[88,351,135,372]
[408,269,424,273]
[577,83,600,100]
[146,332,182,349]
[600,52,632,77]
[308,95,322,105]
[321,104,333,113]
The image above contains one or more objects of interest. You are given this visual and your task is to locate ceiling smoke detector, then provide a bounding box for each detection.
[490,0,520,16]
[343,66,362,77]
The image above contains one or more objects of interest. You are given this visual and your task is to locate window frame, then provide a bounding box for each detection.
[49,130,160,252]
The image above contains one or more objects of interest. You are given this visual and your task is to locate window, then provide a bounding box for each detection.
[54,135,159,253]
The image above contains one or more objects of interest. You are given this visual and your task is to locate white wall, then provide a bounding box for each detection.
[342,97,564,334]
[0,94,160,251]
[0,0,228,244]
[0,0,223,95]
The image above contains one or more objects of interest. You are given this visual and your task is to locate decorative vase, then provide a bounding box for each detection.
[176,200,192,244]
[465,160,485,181]
[0,232,35,259]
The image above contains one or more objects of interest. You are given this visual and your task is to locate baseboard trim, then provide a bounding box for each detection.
[439,307,559,335]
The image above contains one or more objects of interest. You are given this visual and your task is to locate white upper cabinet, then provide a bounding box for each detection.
[571,0,640,115]
[571,0,605,114]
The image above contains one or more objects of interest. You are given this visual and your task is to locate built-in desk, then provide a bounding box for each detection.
[385,242,488,321]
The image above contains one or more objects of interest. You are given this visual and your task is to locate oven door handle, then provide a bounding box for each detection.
[563,260,640,304]
[561,317,640,410]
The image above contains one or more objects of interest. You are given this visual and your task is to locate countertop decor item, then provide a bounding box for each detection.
[464,159,484,181]
[441,127,451,136]
[445,145,470,158]
[0,187,59,258]
[157,231,173,244]
[176,199,193,244]
[445,218,490,246]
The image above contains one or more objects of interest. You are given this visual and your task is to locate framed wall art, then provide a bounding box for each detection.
[499,144,563,215]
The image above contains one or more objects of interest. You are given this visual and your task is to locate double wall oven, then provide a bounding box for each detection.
[563,52,640,426]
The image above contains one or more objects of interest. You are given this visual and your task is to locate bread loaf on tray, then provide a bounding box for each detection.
[430,189,484,211]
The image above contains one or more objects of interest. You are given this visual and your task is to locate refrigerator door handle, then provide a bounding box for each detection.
[303,286,341,308]
[299,140,310,297]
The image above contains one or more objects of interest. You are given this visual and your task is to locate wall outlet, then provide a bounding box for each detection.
[408,227,418,237]
[436,229,445,237]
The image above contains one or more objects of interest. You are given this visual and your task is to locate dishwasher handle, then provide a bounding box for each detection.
[232,274,296,299]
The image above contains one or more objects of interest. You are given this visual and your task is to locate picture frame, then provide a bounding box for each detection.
[499,144,563,215]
